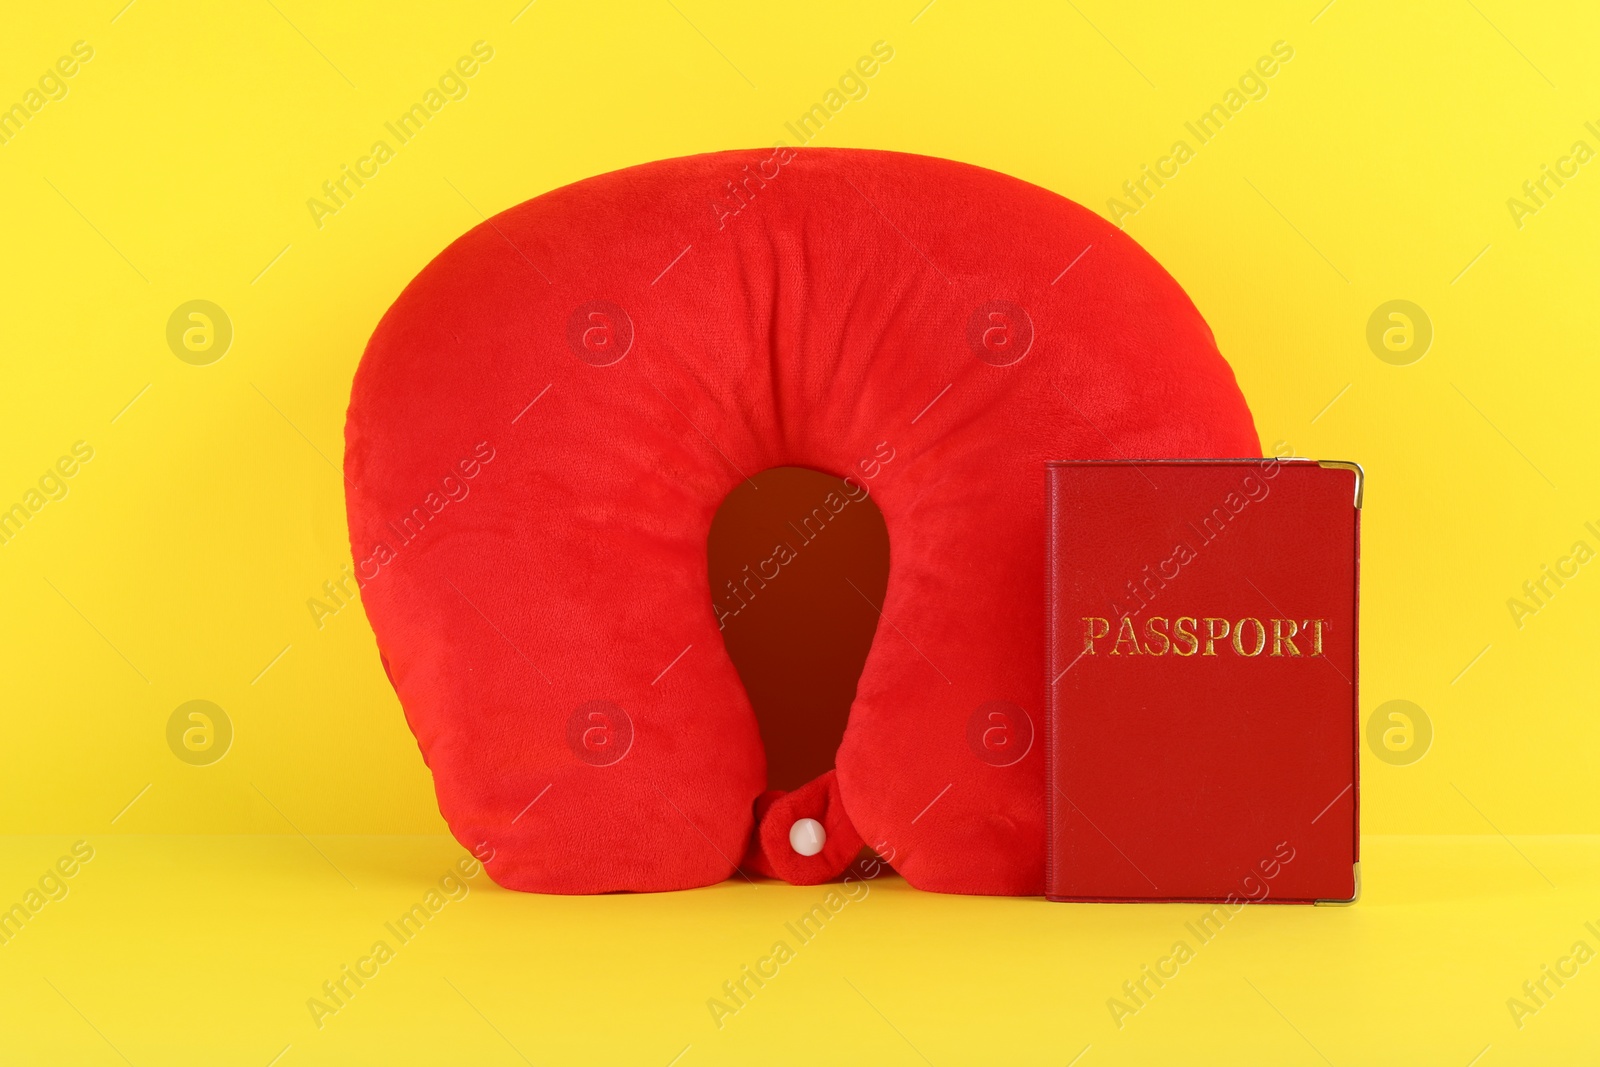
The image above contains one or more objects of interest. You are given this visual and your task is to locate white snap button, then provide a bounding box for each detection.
[789,817,826,857]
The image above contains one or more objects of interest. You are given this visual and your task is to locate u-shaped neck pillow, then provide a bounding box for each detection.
[344,147,1258,895]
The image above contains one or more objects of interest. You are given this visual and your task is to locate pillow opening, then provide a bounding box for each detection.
[706,465,889,792]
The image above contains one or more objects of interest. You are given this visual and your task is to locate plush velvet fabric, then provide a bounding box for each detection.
[344,147,1259,895]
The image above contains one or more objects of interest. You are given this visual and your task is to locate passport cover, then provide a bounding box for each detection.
[1046,458,1360,904]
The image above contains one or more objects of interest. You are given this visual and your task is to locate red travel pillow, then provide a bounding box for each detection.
[344,148,1258,895]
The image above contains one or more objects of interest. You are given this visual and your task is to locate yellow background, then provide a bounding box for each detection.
[1,0,1597,1062]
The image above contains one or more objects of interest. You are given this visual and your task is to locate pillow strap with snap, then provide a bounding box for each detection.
[741,769,865,884]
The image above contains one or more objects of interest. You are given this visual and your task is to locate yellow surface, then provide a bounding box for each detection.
[2,0,1598,1061]
[1,836,1597,1064]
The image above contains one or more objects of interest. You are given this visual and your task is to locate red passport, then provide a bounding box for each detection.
[1046,459,1360,904]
